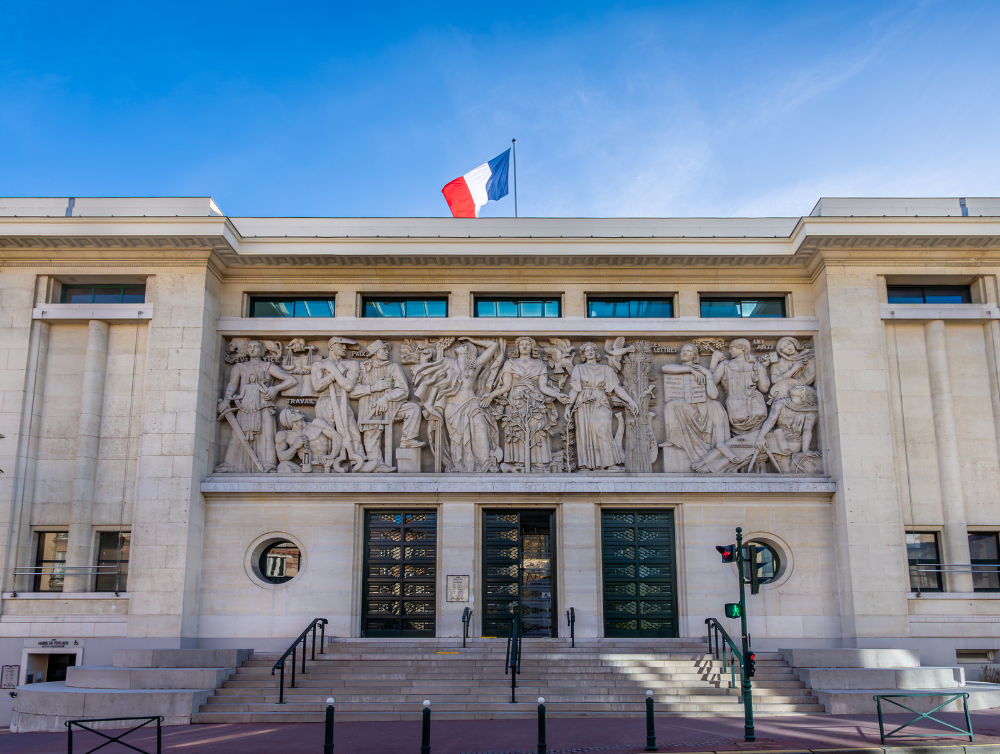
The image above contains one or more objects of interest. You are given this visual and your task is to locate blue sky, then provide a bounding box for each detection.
[1,1,997,218]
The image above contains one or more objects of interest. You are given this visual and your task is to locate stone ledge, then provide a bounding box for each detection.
[201,473,836,495]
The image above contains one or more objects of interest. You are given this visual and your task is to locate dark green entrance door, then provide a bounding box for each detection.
[483,511,555,637]
[601,509,677,638]
[362,510,437,637]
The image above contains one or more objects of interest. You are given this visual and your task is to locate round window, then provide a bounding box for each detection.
[258,541,301,584]
[744,542,781,585]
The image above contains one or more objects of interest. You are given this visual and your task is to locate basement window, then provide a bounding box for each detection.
[956,649,994,664]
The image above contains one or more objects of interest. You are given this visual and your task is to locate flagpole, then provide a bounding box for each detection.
[511,138,518,218]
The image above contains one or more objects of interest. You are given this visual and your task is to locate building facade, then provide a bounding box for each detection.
[1,196,999,723]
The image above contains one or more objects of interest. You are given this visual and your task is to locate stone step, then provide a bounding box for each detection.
[215,678,804,691]
[205,692,815,705]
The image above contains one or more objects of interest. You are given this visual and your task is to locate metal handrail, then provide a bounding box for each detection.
[461,607,473,648]
[705,617,744,696]
[566,607,576,648]
[504,618,522,703]
[271,618,328,704]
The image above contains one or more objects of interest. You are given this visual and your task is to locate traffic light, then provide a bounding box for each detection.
[724,603,741,619]
[716,544,736,563]
[747,545,761,595]
[745,652,756,677]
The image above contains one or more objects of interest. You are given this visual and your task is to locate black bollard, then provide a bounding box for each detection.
[537,697,547,754]
[421,700,431,754]
[324,697,335,754]
[645,690,657,752]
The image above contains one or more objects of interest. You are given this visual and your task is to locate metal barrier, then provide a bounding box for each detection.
[565,607,576,648]
[874,692,973,745]
[461,607,473,648]
[66,716,163,754]
[271,617,328,704]
[504,618,522,703]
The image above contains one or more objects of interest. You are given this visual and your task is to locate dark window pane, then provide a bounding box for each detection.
[364,298,446,318]
[496,300,518,317]
[251,300,294,317]
[886,286,925,304]
[63,286,94,303]
[93,287,124,303]
[588,298,672,318]
[700,300,741,318]
[970,534,999,560]
[744,542,779,585]
[34,532,68,592]
[259,541,300,584]
[96,532,130,592]
[906,533,939,561]
[906,532,942,592]
[924,286,971,304]
[973,566,1000,591]
[366,300,403,317]
[476,301,497,317]
[121,286,146,303]
[746,299,785,317]
[701,297,785,318]
[296,300,335,317]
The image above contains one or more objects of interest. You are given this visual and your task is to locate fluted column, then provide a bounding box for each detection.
[924,319,974,593]
[64,320,110,592]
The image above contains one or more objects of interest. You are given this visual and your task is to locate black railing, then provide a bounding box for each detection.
[271,618,328,704]
[565,607,576,648]
[67,716,162,754]
[705,617,744,696]
[504,618,522,703]
[462,607,473,648]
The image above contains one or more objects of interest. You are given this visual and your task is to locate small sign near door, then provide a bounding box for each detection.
[446,575,470,602]
[1,665,18,689]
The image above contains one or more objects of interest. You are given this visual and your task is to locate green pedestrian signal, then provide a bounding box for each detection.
[725,602,741,619]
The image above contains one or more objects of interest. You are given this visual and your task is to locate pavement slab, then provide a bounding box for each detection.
[3,710,1000,753]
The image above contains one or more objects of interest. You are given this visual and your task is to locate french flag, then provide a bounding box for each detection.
[441,149,511,218]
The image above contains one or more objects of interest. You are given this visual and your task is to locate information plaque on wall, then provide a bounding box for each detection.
[446,575,470,602]
[1,665,18,689]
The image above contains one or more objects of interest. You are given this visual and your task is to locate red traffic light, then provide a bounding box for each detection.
[715,544,736,563]
[745,652,756,677]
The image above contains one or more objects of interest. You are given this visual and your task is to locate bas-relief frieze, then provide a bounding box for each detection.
[213,333,821,476]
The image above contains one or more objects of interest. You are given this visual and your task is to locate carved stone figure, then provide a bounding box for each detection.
[352,339,423,473]
[767,336,816,403]
[660,343,731,471]
[616,340,658,473]
[281,337,319,401]
[565,343,637,472]
[755,384,820,473]
[311,337,365,470]
[275,407,346,473]
[440,338,504,473]
[482,336,568,473]
[215,340,298,473]
[711,338,770,435]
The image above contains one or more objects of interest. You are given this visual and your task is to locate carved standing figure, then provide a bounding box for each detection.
[711,338,770,435]
[311,336,365,469]
[351,340,423,473]
[767,336,816,402]
[660,343,731,469]
[565,343,637,472]
[442,338,504,472]
[275,407,346,473]
[754,384,820,473]
[215,340,297,473]
[481,336,569,472]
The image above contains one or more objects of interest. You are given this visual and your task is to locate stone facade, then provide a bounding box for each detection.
[1,196,1000,724]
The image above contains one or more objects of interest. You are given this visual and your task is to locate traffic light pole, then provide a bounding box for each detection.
[735,527,755,742]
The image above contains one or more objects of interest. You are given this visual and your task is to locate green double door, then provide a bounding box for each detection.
[483,511,555,637]
[601,509,678,638]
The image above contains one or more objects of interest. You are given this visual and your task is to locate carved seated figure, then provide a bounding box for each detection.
[275,407,347,473]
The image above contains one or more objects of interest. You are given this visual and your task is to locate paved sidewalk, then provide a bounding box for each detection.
[3,710,1000,754]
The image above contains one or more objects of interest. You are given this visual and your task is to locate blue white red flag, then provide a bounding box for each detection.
[441,149,510,218]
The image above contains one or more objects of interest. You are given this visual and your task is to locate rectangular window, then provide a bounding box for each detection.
[970,533,1000,592]
[61,285,145,304]
[95,532,130,592]
[887,285,972,304]
[475,297,561,318]
[587,298,673,318]
[33,532,68,592]
[248,297,336,317]
[700,296,786,318]
[907,532,943,592]
[363,297,448,318]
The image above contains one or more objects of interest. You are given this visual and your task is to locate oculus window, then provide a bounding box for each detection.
[258,541,301,584]
[363,298,448,318]
[249,297,335,317]
[886,285,972,304]
[587,298,673,318]
[700,297,786,318]
[744,542,780,585]
[475,298,560,318]
[34,532,68,592]
[62,285,145,304]
[970,533,1000,592]
[906,532,943,592]
[95,532,130,593]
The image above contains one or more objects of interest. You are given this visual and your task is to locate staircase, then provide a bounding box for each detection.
[192,638,822,722]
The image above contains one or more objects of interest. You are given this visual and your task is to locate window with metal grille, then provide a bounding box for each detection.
[363,298,448,318]
[907,532,943,592]
[475,298,560,318]
[700,296,786,318]
[248,297,335,317]
[587,298,673,318]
